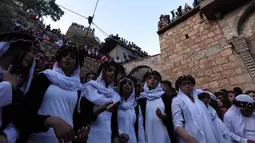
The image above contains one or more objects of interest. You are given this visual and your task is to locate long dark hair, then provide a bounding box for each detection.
[214,92,231,109]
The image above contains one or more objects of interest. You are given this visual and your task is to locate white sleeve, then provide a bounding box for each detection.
[3,123,19,143]
[223,114,247,143]
[0,81,12,107]
[171,98,184,130]
[138,105,146,143]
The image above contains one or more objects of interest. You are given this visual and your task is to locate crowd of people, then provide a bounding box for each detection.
[70,23,95,34]
[12,19,106,62]
[0,31,255,143]
[104,34,149,58]
[158,0,204,30]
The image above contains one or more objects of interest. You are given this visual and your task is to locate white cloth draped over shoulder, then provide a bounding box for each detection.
[80,71,120,143]
[27,62,81,143]
[42,63,82,90]
[117,78,146,143]
[224,94,255,143]
[139,82,165,100]
[79,71,120,107]
[139,82,170,143]
[171,88,219,143]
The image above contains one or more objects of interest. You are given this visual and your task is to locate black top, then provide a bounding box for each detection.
[138,93,176,143]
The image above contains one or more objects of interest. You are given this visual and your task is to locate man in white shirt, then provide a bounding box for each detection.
[224,94,255,143]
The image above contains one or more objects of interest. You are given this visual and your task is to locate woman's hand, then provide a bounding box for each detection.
[120,133,129,143]
[184,134,198,143]
[0,134,7,143]
[44,116,75,143]
[106,102,119,113]
[73,125,90,142]
[156,108,168,119]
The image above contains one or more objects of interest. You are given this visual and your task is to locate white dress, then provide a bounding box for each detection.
[86,109,112,143]
[145,98,170,143]
[27,84,78,143]
[0,81,12,128]
[118,106,146,143]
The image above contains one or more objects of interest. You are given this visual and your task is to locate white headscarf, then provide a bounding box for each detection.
[225,94,255,137]
[0,41,36,94]
[42,62,82,91]
[118,78,136,110]
[78,70,120,110]
[139,82,165,100]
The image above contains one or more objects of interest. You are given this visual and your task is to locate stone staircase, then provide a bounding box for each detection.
[232,36,255,82]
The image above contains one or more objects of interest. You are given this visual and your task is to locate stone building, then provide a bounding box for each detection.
[100,37,148,62]
[124,0,255,91]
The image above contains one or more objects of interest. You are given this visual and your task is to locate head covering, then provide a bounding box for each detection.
[139,82,165,100]
[224,94,255,137]
[233,94,255,109]
[0,32,39,94]
[78,67,121,111]
[118,78,136,110]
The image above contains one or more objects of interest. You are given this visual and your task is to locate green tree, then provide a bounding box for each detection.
[17,0,64,21]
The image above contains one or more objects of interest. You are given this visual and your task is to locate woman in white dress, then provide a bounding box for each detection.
[224,94,255,143]
[79,61,121,143]
[138,70,176,143]
[171,75,221,143]
[12,44,89,143]
[117,77,146,143]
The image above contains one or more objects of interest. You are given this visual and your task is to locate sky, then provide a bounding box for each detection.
[44,0,194,55]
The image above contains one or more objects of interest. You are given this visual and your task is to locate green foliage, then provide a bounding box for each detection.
[17,0,64,21]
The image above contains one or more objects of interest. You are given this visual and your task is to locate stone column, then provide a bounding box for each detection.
[232,36,255,83]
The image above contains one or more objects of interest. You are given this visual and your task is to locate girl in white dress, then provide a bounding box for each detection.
[79,61,121,143]
[117,77,146,143]
[138,70,176,143]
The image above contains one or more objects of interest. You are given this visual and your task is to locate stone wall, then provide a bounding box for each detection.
[124,4,255,91]
[123,54,161,74]
[159,12,255,91]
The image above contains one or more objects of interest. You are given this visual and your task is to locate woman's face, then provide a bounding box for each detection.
[58,52,77,75]
[217,95,224,101]
[228,93,236,104]
[104,65,116,84]
[35,52,46,69]
[217,99,223,107]
[86,74,96,83]
[121,80,133,99]
[21,51,34,69]
[146,75,158,89]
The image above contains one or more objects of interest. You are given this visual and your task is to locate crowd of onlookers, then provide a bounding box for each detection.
[158,0,205,30]
[104,34,149,58]
[71,22,95,33]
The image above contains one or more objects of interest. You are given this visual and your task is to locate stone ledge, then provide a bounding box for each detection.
[157,6,200,35]
[122,54,161,65]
